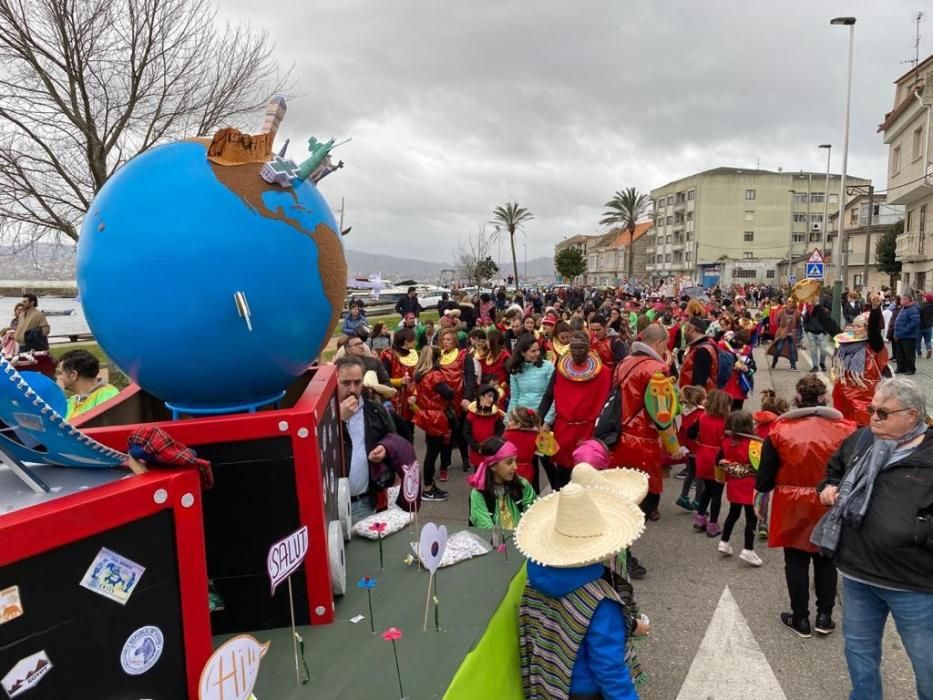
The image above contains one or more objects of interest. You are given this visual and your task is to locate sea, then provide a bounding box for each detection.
[0,296,90,339]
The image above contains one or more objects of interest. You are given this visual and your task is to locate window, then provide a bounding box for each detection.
[686,211,694,221]
[913,127,923,160]
[892,146,901,175]
[688,190,696,201]
[809,231,822,242]
[666,234,672,244]
[665,253,672,262]
[811,192,825,203]
[793,233,806,243]
[656,254,663,263]
[743,252,754,259]
[794,192,809,203]
[686,251,693,262]
[686,231,694,241]
[853,273,864,289]
[667,196,673,205]
[907,209,914,233]
[743,231,754,242]
[849,208,859,226]
[745,210,755,221]
[811,213,823,224]
[666,216,673,225]
[793,212,808,223]
[766,269,776,279]
[673,252,683,263]
[745,189,756,200]
[732,268,757,279]
[829,193,839,205]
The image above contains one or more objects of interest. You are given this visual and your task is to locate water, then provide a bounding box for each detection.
[0,296,90,339]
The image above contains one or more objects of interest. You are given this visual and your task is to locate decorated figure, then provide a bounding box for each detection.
[831,294,888,426]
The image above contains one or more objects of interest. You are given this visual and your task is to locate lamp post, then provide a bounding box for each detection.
[819,144,832,259]
[788,189,797,282]
[830,16,856,324]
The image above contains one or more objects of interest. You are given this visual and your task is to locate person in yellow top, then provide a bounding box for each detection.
[57,349,119,420]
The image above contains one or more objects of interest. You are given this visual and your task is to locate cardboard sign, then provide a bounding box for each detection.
[401,462,420,505]
[0,586,23,625]
[198,635,269,700]
[267,525,309,595]
[79,547,145,605]
[418,523,448,574]
[2,650,52,698]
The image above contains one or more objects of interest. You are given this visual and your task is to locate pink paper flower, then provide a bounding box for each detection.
[369,522,388,534]
[497,543,507,553]
[381,627,403,641]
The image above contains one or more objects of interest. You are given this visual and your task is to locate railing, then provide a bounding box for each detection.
[896,232,928,261]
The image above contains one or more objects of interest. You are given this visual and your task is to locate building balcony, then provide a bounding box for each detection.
[674,200,686,211]
[895,232,930,262]
[671,242,684,251]
[645,263,656,272]
[645,246,655,255]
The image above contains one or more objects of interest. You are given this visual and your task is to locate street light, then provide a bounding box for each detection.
[830,16,856,324]
[818,144,831,260]
[788,189,797,281]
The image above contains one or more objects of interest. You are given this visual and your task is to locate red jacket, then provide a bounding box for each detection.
[679,338,719,393]
[753,411,779,439]
[464,406,504,467]
[678,407,703,453]
[766,408,857,552]
[694,413,726,481]
[721,436,755,505]
[503,428,538,484]
[381,348,417,421]
[413,369,451,437]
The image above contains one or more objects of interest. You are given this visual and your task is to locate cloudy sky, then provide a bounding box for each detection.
[220,0,929,263]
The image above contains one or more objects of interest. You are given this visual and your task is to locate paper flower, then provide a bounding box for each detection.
[381,627,403,641]
[496,543,506,553]
[369,522,388,534]
[403,554,415,566]
[357,576,378,589]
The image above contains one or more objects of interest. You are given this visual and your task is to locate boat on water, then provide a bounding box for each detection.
[345,277,450,316]
[44,309,75,317]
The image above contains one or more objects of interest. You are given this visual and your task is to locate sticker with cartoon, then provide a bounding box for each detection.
[79,547,146,605]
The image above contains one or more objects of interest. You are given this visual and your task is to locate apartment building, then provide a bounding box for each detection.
[649,168,869,288]
[881,54,933,293]
[584,223,652,286]
[825,193,904,290]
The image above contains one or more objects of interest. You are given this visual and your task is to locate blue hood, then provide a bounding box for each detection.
[527,560,604,597]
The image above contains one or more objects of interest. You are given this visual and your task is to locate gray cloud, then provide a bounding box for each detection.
[218,0,928,262]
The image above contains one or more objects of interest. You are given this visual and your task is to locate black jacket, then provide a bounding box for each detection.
[819,427,933,593]
[395,295,422,317]
[341,397,397,505]
[843,300,862,324]
[921,301,933,330]
[804,303,841,336]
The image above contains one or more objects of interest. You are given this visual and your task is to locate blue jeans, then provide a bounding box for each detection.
[771,336,798,369]
[805,332,830,370]
[918,327,932,354]
[842,576,933,700]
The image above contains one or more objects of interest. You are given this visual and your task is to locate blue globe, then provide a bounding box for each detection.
[77,140,346,411]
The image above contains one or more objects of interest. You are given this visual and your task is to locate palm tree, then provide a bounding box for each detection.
[492,202,534,289]
[600,187,651,282]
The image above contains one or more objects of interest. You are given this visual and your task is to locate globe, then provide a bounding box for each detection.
[77,139,347,411]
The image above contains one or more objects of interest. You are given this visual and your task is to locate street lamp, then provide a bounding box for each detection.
[830,16,856,324]
[788,189,797,281]
[818,144,831,266]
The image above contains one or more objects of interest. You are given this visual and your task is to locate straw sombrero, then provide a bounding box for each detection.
[514,483,645,568]
[571,463,649,505]
[363,370,396,399]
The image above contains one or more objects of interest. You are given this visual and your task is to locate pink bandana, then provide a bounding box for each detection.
[468,441,519,488]
[572,439,609,469]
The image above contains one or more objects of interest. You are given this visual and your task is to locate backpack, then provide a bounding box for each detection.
[706,339,735,389]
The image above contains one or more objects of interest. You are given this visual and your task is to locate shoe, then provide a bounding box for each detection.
[627,555,647,579]
[819,365,826,372]
[674,467,689,480]
[675,495,695,511]
[718,540,733,556]
[780,612,812,638]
[462,463,470,472]
[809,367,817,373]
[438,469,449,482]
[705,521,722,537]
[791,367,799,372]
[927,350,931,359]
[648,508,661,521]
[758,526,769,539]
[691,500,701,510]
[693,514,708,531]
[422,488,448,502]
[814,613,836,635]
[739,549,763,566]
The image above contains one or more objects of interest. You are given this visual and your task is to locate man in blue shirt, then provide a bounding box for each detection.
[893,292,920,375]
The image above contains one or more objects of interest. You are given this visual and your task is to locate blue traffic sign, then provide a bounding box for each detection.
[806,262,824,280]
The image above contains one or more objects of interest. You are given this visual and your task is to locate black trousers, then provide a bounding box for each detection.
[552,465,572,489]
[679,455,705,501]
[696,479,724,522]
[452,421,469,466]
[640,492,660,517]
[783,547,837,617]
[896,338,917,374]
[722,503,757,550]
[423,434,451,487]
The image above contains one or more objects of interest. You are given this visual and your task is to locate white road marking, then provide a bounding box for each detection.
[676,586,787,700]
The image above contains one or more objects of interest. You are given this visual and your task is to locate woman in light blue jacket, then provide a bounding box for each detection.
[507,334,555,425]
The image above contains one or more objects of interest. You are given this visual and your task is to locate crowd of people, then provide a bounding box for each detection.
[335,281,933,699]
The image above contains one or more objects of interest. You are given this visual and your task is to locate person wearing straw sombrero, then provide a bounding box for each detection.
[516,481,644,699]
[832,293,890,427]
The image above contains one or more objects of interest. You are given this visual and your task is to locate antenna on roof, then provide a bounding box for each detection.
[756,157,760,169]
[901,11,925,87]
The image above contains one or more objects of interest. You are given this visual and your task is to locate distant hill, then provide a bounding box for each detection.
[0,243,556,283]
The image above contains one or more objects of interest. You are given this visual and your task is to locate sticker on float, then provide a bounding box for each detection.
[0,585,23,625]
[79,547,145,605]
[121,625,165,675]
[198,635,270,700]
[1,650,52,698]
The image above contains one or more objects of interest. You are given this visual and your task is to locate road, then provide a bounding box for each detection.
[412,343,921,700]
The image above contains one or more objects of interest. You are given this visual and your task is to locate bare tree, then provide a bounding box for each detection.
[455,227,499,289]
[0,0,290,246]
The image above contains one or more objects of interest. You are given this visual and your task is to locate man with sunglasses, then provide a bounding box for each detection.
[813,377,933,700]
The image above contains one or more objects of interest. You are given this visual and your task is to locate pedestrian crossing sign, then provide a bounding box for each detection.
[806,262,824,280]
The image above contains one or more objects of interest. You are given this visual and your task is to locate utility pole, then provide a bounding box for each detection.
[788,190,797,281]
[830,16,856,324]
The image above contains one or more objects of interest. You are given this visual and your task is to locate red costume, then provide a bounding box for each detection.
[678,338,719,393]
[694,413,726,481]
[503,427,538,484]
[381,348,418,422]
[721,435,755,505]
[545,352,611,469]
[413,369,451,437]
[608,351,679,494]
[590,335,625,374]
[464,404,504,467]
[678,406,703,453]
[831,307,888,427]
[766,407,856,552]
[477,350,510,404]
[753,411,780,439]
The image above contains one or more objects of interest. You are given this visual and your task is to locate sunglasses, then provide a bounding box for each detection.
[866,406,913,421]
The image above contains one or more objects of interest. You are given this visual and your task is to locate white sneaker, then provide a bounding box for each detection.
[740,549,763,567]
[718,541,733,556]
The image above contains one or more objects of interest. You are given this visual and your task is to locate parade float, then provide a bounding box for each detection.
[0,98,526,700]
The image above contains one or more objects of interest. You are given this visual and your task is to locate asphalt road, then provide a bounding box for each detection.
[413,344,921,699]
